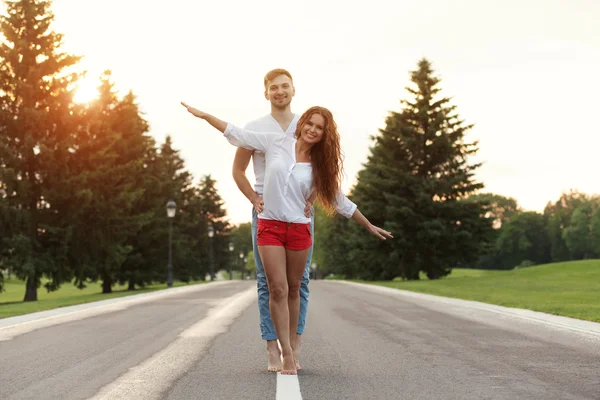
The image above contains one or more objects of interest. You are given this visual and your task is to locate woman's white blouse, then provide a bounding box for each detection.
[224,123,357,224]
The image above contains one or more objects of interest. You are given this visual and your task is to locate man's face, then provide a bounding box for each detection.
[264,74,295,109]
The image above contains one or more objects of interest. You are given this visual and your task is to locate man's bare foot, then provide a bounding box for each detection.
[293,334,302,371]
[267,348,282,372]
[280,354,297,375]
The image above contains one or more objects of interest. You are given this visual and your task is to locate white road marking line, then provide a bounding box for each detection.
[88,287,256,400]
[334,281,600,338]
[276,339,303,399]
[277,373,303,400]
[0,281,235,341]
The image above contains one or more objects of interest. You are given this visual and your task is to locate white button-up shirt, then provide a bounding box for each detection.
[225,123,357,224]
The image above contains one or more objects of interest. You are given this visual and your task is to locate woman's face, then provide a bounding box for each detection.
[300,113,325,145]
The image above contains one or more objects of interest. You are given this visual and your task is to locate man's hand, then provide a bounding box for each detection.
[305,187,317,218]
[252,193,264,213]
[304,200,313,218]
[181,102,207,119]
[367,224,393,240]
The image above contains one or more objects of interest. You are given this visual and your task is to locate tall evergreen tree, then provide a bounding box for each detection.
[69,72,149,293]
[111,90,157,290]
[321,209,353,278]
[177,175,230,281]
[348,58,492,280]
[119,135,193,288]
[0,0,80,300]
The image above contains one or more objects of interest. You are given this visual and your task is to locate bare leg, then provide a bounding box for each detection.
[286,248,311,372]
[259,245,296,374]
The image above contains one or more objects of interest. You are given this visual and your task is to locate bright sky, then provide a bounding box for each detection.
[45,0,600,224]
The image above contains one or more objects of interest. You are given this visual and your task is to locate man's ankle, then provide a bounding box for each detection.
[266,340,279,352]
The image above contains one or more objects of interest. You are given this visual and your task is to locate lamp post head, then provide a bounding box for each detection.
[166,200,176,218]
[207,225,214,238]
[228,242,234,252]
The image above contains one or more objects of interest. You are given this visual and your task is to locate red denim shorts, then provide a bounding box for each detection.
[257,218,312,251]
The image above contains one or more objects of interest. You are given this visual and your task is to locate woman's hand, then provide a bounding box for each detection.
[366,224,393,240]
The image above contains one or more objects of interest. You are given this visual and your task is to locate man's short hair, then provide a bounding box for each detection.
[264,68,293,89]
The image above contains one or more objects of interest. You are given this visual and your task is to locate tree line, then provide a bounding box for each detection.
[2,1,594,301]
[311,60,598,280]
[0,0,249,300]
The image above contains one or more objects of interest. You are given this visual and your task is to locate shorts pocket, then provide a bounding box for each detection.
[305,224,312,238]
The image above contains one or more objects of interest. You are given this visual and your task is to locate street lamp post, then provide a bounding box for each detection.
[228,242,234,280]
[166,200,176,287]
[207,225,215,281]
[239,251,244,280]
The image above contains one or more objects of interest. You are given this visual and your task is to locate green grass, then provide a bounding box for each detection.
[356,260,600,323]
[0,277,207,319]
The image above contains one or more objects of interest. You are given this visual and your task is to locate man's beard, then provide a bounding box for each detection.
[271,97,291,110]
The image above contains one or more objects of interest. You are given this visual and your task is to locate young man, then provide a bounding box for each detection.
[232,69,360,372]
[231,69,309,372]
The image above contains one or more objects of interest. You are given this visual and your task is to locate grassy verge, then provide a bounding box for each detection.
[354,260,600,323]
[0,278,207,319]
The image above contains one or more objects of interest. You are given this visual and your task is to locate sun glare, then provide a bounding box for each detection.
[73,79,99,104]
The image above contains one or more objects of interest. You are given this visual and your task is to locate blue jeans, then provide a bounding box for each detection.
[252,208,313,340]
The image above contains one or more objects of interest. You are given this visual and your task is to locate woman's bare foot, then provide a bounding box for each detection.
[280,354,297,375]
[267,348,282,372]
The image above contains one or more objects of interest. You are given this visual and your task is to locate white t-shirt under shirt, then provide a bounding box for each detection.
[244,114,299,196]
[225,117,357,224]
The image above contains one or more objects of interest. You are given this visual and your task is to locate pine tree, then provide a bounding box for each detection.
[118,135,193,288]
[0,0,80,300]
[69,72,149,293]
[111,90,156,290]
[177,175,230,281]
[349,58,491,280]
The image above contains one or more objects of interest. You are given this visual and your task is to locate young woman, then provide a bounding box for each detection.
[181,102,392,374]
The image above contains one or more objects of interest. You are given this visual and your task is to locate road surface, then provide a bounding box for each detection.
[0,280,598,399]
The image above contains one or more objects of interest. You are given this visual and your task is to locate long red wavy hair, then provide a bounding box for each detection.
[295,106,343,216]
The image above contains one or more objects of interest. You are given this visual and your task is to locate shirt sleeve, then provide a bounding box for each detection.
[223,123,276,153]
[334,192,358,219]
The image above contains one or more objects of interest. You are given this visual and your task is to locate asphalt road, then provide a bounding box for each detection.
[0,280,598,399]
